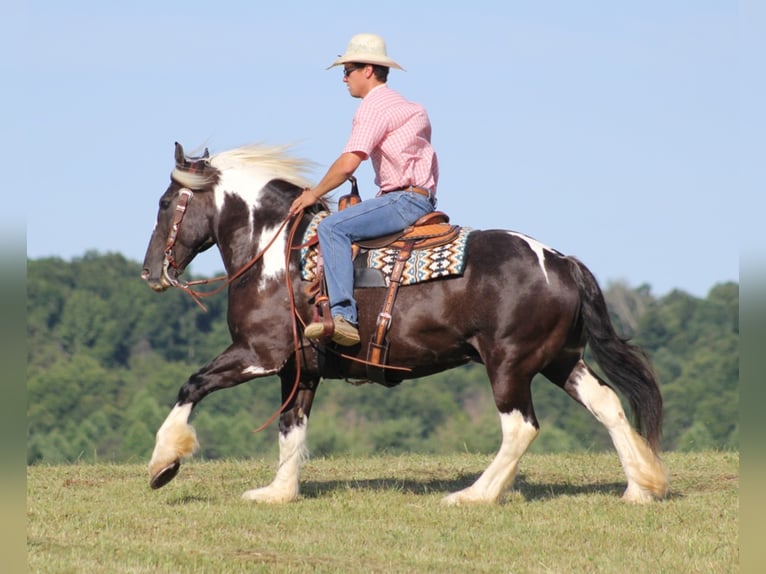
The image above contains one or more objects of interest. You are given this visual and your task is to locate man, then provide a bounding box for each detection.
[289,33,439,346]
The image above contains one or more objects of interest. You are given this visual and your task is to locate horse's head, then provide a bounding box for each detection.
[141,143,218,291]
[142,141,320,292]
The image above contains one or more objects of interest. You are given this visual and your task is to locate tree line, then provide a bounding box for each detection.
[27,251,738,464]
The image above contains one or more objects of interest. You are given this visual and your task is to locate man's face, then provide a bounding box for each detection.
[342,63,369,98]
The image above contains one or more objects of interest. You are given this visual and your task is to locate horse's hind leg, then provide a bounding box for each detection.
[443,360,539,505]
[242,376,319,503]
[560,360,668,502]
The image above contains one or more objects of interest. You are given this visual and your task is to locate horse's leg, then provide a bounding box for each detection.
[148,402,198,488]
[558,360,668,502]
[443,355,539,505]
[242,375,319,503]
[149,345,278,488]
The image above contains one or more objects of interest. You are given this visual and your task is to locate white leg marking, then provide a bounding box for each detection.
[242,416,308,503]
[442,410,538,505]
[148,403,199,478]
[241,365,278,377]
[572,363,668,502]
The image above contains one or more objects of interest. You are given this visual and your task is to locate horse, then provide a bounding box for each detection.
[141,142,668,504]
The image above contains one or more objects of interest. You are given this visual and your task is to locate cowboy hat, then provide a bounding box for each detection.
[327,33,405,71]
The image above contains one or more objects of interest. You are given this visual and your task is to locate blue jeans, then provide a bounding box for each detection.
[317,191,434,324]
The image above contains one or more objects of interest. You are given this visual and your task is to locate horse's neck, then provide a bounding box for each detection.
[218,211,315,286]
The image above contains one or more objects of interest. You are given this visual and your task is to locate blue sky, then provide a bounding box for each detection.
[8,0,759,298]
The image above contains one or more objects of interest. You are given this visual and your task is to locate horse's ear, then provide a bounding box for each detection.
[174,142,185,166]
[202,148,209,159]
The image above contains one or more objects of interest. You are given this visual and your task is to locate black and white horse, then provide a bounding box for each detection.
[141,143,668,504]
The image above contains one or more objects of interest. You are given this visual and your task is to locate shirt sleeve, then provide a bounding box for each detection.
[342,97,389,157]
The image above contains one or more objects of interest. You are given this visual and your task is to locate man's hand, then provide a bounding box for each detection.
[289,189,319,217]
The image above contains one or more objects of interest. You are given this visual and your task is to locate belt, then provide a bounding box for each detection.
[388,185,435,204]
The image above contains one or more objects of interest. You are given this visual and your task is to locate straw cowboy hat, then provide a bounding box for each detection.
[327,33,405,71]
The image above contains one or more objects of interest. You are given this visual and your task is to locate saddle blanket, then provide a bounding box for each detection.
[300,212,472,286]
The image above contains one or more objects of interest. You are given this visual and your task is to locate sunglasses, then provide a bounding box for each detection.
[343,64,366,78]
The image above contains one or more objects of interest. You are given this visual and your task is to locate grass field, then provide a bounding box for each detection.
[27,451,738,573]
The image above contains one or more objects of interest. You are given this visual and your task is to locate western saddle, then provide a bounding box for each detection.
[308,177,460,383]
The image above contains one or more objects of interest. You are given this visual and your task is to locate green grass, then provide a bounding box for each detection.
[28,451,738,573]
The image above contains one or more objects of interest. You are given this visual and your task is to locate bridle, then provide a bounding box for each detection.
[161,188,194,290]
[160,185,292,310]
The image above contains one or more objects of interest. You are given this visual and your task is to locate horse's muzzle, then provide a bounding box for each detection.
[141,268,171,292]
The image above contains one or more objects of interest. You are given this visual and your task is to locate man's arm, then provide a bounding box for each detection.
[289,151,365,215]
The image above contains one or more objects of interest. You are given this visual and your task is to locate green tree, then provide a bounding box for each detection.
[27,252,738,461]
[637,283,738,450]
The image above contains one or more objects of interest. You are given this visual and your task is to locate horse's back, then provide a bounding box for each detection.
[463,228,575,294]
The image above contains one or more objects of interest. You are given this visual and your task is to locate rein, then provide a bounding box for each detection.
[162,188,303,431]
[162,187,292,311]
[162,194,409,431]
[251,212,306,433]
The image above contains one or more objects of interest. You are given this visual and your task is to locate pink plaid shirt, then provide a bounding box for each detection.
[343,85,439,194]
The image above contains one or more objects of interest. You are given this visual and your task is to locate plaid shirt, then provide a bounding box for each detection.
[343,85,439,194]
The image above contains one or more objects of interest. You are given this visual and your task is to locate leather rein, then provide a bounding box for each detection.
[161,187,292,311]
[160,189,409,432]
[161,187,301,432]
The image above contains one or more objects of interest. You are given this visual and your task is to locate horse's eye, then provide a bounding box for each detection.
[160,197,172,210]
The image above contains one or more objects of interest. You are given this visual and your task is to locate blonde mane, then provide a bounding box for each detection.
[209,144,315,190]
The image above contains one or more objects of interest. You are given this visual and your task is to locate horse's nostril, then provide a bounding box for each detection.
[140,269,150,280]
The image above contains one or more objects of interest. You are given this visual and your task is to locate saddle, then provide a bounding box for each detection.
[310,178,461,384]
[354,211,458,250]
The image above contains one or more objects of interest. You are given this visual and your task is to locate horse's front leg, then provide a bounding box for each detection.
[149,346,278,489]
[442,358,539,505]
[242,375,319,503]
[148,402,198,489]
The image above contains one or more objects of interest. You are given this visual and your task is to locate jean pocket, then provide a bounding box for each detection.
[395,192,433,223]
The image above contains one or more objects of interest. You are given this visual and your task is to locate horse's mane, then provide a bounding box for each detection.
[209,144,316,190]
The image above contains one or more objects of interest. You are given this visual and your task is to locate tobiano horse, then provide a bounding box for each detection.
[141,142,668,504]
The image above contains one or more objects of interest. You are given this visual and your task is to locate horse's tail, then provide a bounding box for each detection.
[568,257,663,453]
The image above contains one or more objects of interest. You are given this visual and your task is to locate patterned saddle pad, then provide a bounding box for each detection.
[300,212,471,287]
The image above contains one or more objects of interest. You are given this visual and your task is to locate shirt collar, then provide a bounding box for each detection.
[363,83,387,98]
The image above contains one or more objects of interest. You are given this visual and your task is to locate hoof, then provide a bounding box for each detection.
[150,461,180,490]
[241,486,298,503]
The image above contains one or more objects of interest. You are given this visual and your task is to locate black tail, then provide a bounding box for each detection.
[568,257,663,452]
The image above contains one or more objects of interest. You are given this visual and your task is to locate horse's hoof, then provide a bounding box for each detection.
[150,461,181,489]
